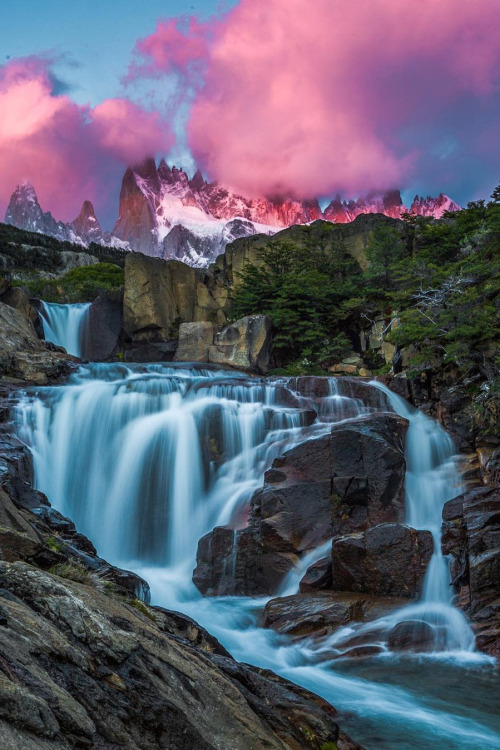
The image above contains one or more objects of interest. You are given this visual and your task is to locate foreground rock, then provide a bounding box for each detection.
[194,414,407,595]
[331,524,433,598]
[0,562,361,750]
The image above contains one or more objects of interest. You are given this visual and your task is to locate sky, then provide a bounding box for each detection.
[1,0,500,230]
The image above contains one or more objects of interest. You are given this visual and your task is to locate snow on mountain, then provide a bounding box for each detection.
[112,158,279,266]
[5,183,82,244]
[71,200,103,244]
[4,166,462,268]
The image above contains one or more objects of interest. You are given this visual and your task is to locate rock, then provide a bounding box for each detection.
[175,322,216,363]
[444,486,500,656]
[0,561,361,750]
[263,592,365,636]
[331,523,433,598]
[264,591,407,639]
[0,285,38,324]
[208,315,272,373]
[0,276,10,296]
[299,556,333,592]
[193,527,237,596]
[88,290,123,360]
[387,620,437,652]
[194,413,407,596]
[0,302,73,383]
[123,253,229,346]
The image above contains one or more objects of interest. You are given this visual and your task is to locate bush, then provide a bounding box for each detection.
[21,262,124,302]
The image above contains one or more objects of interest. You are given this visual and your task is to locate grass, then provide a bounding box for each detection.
[49,562,90,584]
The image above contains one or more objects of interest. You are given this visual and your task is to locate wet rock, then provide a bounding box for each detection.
[264,591,408,639]
[387,620,436,652]
[88,290,123,360]
[193,526,236,596]
[208,315,273,374]
[263,592,365,636]
[194,413,407,596]
[331,524,433,598]
[299,555,333,592]
[174,321,216,363]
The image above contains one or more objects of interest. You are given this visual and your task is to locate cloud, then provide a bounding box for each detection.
[134,0,500,201]
[0,57,173,225]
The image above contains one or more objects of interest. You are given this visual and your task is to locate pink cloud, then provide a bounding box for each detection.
[0,57,173,223]
[135,0,500,200]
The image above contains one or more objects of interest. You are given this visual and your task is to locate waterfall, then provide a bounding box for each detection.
[39,301,91,358]
[13,365,499,750]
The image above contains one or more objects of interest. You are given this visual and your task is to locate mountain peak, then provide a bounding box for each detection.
[72,200,102,244]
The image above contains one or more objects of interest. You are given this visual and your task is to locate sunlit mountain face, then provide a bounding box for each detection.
[4,161,461,266]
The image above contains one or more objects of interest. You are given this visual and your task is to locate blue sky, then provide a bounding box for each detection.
[1,0,231,106]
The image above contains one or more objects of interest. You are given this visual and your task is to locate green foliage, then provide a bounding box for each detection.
[22,262,124,302]
[46,535,65,553]
[232,190,500,381]
[233,224,361,366]
[364,224,406,290]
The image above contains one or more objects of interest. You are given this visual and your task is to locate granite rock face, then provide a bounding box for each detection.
[174,322,217,363]
[208,315,273,374]
[122,252,230,344]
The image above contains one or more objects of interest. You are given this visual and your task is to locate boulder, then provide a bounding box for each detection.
[174,322,216,363]
[387,620,437,652]
[88,290,123,360]
[208,315,272,373]
[193,413,407,596]
[0,285,38,324]
[0,302,73,383]
[264,591,408,638]
[331,523,433,598]
[299,556,333,592]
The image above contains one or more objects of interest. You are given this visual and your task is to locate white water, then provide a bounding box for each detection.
[14,364,500,749]
[39,301,91,357]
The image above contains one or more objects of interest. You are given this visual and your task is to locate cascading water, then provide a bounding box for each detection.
[14,364,500,750]
[39,301,91,357]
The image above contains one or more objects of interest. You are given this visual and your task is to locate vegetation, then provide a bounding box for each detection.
[18,262,124,302]
[233,223,361,370]
[49,562,90,584]
[234,186,500,383]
